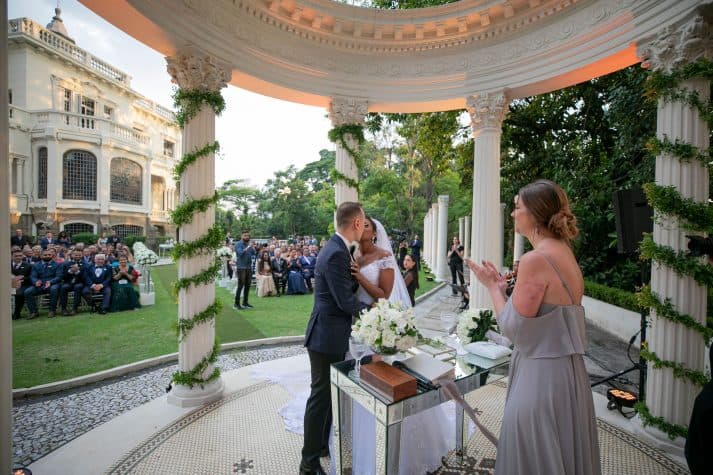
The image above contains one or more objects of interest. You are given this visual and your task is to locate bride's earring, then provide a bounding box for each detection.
[372,237,377,244]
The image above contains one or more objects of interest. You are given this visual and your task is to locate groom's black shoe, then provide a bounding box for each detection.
[299,461,326,475]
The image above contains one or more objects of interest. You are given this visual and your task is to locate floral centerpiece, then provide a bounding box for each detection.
[352,299,420,354]
[216,246,233,280]
[456,308,498,344]
[132,242,158,293]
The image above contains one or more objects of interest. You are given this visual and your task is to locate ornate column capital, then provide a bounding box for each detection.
[166,50,231,91]
[466,91,509,131]
[328,97,368,126]
[639,7,713,73]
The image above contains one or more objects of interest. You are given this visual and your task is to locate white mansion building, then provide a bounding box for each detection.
[7,8,180,239]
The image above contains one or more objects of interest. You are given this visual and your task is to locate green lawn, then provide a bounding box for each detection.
[12,264,440,388]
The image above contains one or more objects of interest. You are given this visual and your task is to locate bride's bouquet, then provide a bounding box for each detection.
[456,308,498,344]
[352,299,420,354]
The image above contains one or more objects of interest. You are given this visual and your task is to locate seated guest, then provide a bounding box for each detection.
[300,248,315,292]
[270,249,288,296]
[255,251,277,297]
[59,249,86,316]
[108,229,121,246]
[402,254,419,307]
[82,247,94,266]
[11,249,32,320]
[57,230,72,248]
[39,231,55,250]
[30,245,41,263]
[22,245,33,264]
[286,250,306,295]
[11,229,29,248]
[110,256,141,312]
[83,254,112,315]
[24,249,63,319]
[50,247,65,264]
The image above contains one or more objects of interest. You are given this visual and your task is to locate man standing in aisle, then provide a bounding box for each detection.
[300,202,369,475]
[233,230,255,310]
[409,234,421,270]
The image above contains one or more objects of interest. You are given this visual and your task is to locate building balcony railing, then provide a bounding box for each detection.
[8,17,131,86]
[150,210,170,222]
[134,97,176,123]
[12,107,151,147]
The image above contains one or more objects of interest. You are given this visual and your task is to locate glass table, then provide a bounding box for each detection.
[330,351,509,474]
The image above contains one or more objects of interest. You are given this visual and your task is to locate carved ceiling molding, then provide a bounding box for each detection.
[639,3,713,73]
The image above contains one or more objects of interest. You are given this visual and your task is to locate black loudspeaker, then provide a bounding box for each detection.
[612,189,653,254]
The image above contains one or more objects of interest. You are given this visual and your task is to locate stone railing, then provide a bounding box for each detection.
[150,209,170,222]
[30,110,151,146]
[135,97,176,122]
[8,17,130,86]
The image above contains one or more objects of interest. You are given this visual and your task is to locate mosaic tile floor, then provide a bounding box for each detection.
[106,378,690,475]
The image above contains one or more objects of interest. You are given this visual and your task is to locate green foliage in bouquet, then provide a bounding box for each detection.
[457,308,498,344]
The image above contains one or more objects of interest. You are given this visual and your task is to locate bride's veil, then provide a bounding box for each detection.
[371,218,413,308]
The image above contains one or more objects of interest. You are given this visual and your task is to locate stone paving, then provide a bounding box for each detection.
[13,284,641,468]
[12,344,307,468]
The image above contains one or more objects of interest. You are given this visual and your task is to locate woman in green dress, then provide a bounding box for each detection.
[110,256,141,312]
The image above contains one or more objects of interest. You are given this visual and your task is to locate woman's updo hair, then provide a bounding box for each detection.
[518,179,579,242]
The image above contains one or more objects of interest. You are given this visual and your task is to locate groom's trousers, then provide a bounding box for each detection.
[302,349,344,468]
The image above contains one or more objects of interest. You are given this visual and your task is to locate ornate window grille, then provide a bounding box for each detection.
[62,150,97,201]
[38,147,47,199]
[112,224,144,238]
[63,222,95,236]
[110,157,142,205]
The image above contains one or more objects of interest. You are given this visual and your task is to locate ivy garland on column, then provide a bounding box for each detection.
[635,58,713,439]
[328,123,365,191]
[169,87,225,389]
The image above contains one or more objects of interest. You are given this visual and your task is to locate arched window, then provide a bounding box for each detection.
[110,158,142,204]
[63,150,96,200]
[112,224,143,238]
[38,147,47,199]
[63,222,95,236]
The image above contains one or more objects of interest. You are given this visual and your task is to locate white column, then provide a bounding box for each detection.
[464,215,471,264]
[166,51,230,407]
[424,209,431,266]
[436,195,449,281]
[17,158,24,195]
[422,214,428,265]
[144,158,152,211]
[0,2,12,470]
[329,97,367,207]
[46,140,59,214]
[458,217,465,247]
[513,232,525,266]
[466,91,509,309]
[98,146,110,215]
[431,209,435,267]
[638,20,711,449]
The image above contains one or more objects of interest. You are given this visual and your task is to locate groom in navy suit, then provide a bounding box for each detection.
[300,202,370,475]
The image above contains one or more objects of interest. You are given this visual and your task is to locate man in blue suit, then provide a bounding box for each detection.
[24,249,63,319]
[82,254,112,314]
[39,231,55,250]
[300,202,370,475]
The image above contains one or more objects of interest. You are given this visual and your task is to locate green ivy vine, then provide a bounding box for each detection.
[170,86,226,389]
[637,58,713,439]
[328,123,365,193]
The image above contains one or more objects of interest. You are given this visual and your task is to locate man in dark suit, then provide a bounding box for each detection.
[11,229,29,248]
[39,231,55,250]
[270,249,288,296]
[24,249,63,319]
[11,250,32,319]
[82,254,112,314]
[60,249,86,316]
[300,202,369,475]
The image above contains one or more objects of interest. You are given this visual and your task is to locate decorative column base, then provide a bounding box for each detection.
[631,417,686,458]
[139,291,155,306]
[167,377,224,408]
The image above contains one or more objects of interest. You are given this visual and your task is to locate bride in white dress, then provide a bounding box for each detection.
[349,217,453,475]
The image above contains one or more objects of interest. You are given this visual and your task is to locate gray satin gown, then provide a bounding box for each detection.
[495,254,601,475]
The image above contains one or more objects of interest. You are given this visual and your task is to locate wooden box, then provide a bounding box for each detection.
[359,361,417,401]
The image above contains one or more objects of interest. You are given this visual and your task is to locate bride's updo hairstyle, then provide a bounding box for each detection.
[519,179,579,243]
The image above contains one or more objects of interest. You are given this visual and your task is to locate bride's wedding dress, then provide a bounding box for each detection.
[350,231,454,474]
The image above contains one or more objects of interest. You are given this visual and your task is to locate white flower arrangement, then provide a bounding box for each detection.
[456,308,498,344]
[216,247,233,259]
[352,299,421,354]
[133,242,158,266]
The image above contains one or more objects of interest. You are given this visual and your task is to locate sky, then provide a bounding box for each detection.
[8,0,334,189]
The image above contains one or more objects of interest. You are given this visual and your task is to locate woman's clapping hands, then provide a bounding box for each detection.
[465,258,507,295]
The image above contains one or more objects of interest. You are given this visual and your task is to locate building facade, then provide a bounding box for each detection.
[7,9,180,240]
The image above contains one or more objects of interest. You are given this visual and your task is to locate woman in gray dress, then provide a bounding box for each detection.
[466,179,601,475]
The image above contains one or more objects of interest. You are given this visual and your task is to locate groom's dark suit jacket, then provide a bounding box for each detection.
[304,234,368,355]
